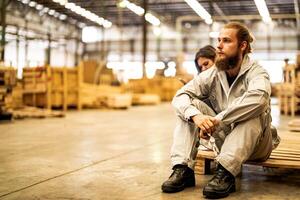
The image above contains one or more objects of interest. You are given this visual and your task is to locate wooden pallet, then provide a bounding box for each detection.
[196,148,300,175]
[277,64,300,117]
[288,119,300,132]
[132,93,160,105]
[105,94,132,109]
[12,106,65,119]
[0,67,17,113]
[23,65,82,111]
[127,77,182,102]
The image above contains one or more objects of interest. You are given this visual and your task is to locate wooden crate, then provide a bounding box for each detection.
[277,64,300,116]
[132,93,160,105]
[106,94,132,109]
[0,67,17,86]
[0,67,17,112]
[288,119,300,132]
[23,65,82,111]
[127,77,182,102]
[81,83,125,108]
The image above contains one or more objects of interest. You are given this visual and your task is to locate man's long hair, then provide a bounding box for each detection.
[224,22,254,56]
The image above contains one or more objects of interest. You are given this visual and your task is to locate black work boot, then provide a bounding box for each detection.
[203,164,236,199]
[161,164,195,193]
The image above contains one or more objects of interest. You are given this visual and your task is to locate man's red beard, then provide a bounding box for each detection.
[215,51,240,71]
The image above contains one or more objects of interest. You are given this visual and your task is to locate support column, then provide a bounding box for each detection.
[118,3,123,62]
[45,33,51,65]
[267,24,271,60]
[142,0,148,78]
[0,0,8,62]
[100,27,106,61]
[64,37,68,66]
[16,27,20,75]
[156,35,161,60]
[294,0,300,51]
[24,20,28,66]
[75,37,79,66]
[129,39,135,61]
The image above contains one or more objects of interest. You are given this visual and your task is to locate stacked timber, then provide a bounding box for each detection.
[11,82,23,109]
[160,77,182,101]
[288,119,300,132]
[81,83,132,109]
[0,67,17,116]
[277,64,300,116]
[81,60,114,85]
[127,77,183,104]
[12,106,65,119]
[106,93,132,109]
[22,65,82,111]
[132,93,160,105]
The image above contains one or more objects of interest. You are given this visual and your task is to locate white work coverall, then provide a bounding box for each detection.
[171,55,280,176]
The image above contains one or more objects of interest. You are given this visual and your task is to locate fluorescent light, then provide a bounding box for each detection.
[62,2,112,28]
[41,7,49,13]
[59,14,67,20]
[77,22,86,29]
[35,4,43,10]
[127,1,144,16]
[184,0,212,24]
[29,1,37,7]
[52,0,68,6]
[48,9,55,15]
[21,0,30,4]
[145,13,160,26]
[254,0,272,23]
[119,0,161,26]
[118,0,128,8]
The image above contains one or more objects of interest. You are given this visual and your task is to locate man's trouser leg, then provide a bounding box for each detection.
[170,99,216,170]
[216,116,273,176]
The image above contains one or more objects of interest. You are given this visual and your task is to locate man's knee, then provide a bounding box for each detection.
[191,99,216,116]
[233,117,262,134]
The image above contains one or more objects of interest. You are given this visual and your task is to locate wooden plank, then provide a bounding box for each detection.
[12,106,65,119]
[269,155,300,161]
[271,152,300,157]
[246,160,300,169]
[273,148,300,153]
[197,150,215,159]
[197,148,300,170]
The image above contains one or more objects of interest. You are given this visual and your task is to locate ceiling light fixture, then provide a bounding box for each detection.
[51,0,112,28]
[35,4,43,10]
[184,0,213,24]
[119,0,161,26]
[254,0,272,23]
[28,1,37,7]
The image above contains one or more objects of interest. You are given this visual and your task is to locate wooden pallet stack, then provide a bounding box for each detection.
[127,77,183,104]
[160,77,183,101]
[127,78,161,105]
[0,67,17,111]
[23,65,82,111]
[277,64,300,116]
[288,119,300,132]
[81,83,132,109]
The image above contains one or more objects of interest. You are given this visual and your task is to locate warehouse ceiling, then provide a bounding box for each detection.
[18,0,299,27]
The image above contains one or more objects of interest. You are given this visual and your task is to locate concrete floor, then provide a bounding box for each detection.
[0,103,299,200]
